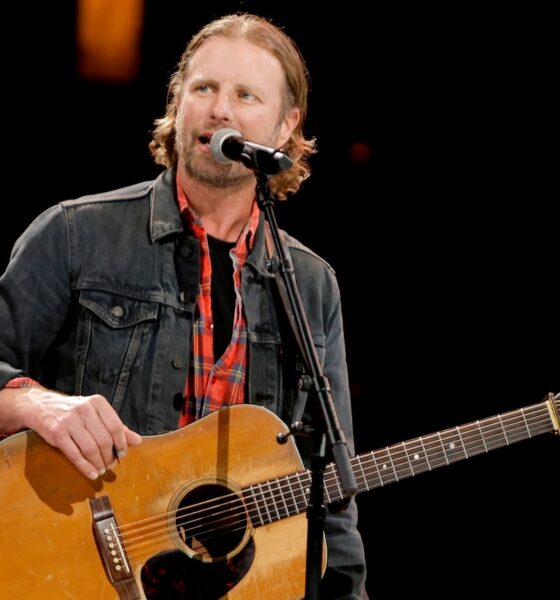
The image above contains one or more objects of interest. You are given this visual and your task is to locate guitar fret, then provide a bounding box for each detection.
[256,483,273,524]
[368,451,384,487]
[374,447,399,484]
[435,431,450,466]
[516,409,545,439]
[266,481,283,522]
[354,455,370,492]
[271,479,290,520]
[383,449,406,480]
[330,464,343,500]
[295,472,309,511]
[438,429,465,464]
[480,416,508,450]
[420,434,447,469]
[284,474,300,515]
[323,467,332,504]
[485,422,512,452]
[418,436,432,470]
[387,448,400,479]
[244,485,264,526]
[324,464,340,503]
[401,442,414,477]
[402,438,431,475]
[497,414,510,445]
[355,451,383,490]
[455,427,468,459]
[460,423,484,457]
[520,409,532,438]
[291,473,307,512]
[476,421,489,453]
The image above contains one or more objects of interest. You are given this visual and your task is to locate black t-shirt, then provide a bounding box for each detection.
[207,234,236,361]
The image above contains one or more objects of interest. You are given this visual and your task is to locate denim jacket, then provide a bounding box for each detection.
[0,168,367,598]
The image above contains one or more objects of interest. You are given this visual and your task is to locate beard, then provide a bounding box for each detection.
[183,150,254,189]
[175,122,254,189]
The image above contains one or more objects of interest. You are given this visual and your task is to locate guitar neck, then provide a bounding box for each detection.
[243,395,559,525]
[345,395,559,499]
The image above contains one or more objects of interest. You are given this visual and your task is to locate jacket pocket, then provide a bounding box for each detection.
[75,290,159,409]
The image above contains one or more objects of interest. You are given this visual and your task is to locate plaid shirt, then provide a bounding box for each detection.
[176,180,260,427]
[0,377,42,439]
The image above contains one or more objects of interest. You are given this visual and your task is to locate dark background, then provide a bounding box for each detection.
[4,2,558,598]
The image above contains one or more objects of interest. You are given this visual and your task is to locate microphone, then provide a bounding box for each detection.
[210,128,293,175]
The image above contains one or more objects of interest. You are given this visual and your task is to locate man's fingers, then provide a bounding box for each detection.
[112,428,142,463]
[125,427,142,447]
[57,430,106,480]
[91,396,132,462]
[80,409,117,468]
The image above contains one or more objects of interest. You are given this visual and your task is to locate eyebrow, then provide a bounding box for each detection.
[188,76,267,98]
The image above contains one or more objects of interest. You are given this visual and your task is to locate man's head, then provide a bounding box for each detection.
[150,13,316,199]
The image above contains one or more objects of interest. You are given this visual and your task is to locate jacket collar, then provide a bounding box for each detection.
[244,211,275,279]
[149,167,184,243]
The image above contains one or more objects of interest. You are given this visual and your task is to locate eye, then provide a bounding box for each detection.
[194,83,211,94]
[238,90,255,101]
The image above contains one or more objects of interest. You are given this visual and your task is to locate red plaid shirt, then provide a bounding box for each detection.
[177,180,260,427]
[3,378,40,389]
[0,378,42,439]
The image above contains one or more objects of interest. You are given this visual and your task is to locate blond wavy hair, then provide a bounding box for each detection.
[149,14,316,200]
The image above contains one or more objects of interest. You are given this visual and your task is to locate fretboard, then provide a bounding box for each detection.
[242,396,559,527]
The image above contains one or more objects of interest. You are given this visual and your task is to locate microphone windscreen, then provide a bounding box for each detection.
[210,128,242,163]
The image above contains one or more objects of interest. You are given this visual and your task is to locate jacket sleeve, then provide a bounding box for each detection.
[0,204,72,388]
[288,243,369,599]
[319,288,369,600]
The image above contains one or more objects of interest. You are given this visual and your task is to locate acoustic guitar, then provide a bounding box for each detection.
[1,394,558,599]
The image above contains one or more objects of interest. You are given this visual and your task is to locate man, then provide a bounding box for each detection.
[0,13,367,599]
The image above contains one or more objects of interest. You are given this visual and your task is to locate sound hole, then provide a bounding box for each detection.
[177,483,248,561]
[140,483,254,599]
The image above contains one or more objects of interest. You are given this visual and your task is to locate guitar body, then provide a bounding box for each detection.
[2,394,556,598]
[0,405,323,599]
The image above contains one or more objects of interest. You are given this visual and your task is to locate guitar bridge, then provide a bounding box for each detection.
[90,495,141,599]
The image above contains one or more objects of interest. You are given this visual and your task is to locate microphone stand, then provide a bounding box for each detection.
[253,170,357,600]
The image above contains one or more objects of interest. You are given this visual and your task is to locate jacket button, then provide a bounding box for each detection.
[179,291,187,303]
[180,245,193,258]
[111,306,124,318]
[172,357,184,369]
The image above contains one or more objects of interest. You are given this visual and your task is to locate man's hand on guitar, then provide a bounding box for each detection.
[1,387,142,479]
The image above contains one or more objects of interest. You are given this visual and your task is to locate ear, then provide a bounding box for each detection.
[277,108,300,148]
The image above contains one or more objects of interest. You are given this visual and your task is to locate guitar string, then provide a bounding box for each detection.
[119,405,552,557]
[112,406,553,560]
[120,428,552,555]
[118,406,552,557]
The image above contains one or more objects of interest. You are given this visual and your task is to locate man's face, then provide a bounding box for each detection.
[175,36,297,188]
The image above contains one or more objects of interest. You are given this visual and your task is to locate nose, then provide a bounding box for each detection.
[210,90,233,123]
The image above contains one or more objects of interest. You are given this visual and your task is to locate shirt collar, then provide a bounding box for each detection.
[175,171,260,255]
